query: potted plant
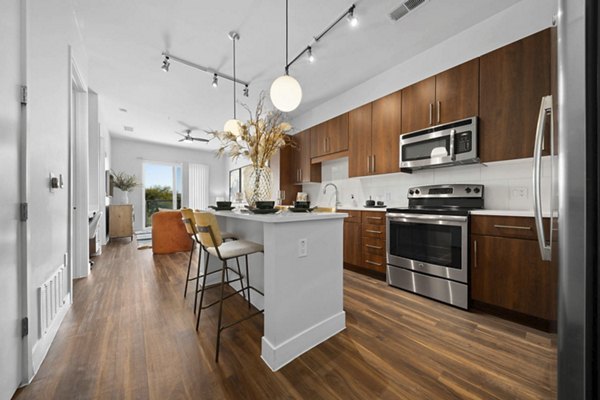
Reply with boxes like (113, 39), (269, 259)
(111, 170), (139, 204)
(208, 93), (294, 206)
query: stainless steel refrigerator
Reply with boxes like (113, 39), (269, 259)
(556, 0), (599, 398)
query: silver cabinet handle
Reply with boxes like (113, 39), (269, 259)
(437, 101), (441, 124)
(372, 155), (376, 173)
(429, 103), (433, 125)
(365, 230), (382, 234)
(533, 95), (553, 261)
(299, 168), (303, 182)
(493, 224), (532, 230)
(474, 240), (478, 269)
(365, 244), (383, 250)
(365, 260), (382, 266)
(367, 216), (383, 221)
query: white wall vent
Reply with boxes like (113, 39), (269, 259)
(39, 264), (68, 338)
(390, 0), (429, 21)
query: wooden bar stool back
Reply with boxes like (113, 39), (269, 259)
(193, 211), (264, 362)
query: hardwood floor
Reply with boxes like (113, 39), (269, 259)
(14, 239), (557, 399)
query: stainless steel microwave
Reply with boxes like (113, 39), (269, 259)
(399, 116), (478, 171)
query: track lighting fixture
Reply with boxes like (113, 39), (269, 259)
(243, 85), (249, 97)
(271, 3), (358, 112)
(347, 6), (358, 27)
(160, 52), (249, 90)
(161, 56), (170, 72)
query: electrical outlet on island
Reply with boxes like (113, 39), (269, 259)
(298, 238), (308, 257)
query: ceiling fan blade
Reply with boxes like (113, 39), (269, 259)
(178, 138), (186, 142)
(175, 132), (186, 137)
(192, 137), (209, 142)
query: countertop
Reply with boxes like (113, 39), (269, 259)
(213, 209), (347, 223)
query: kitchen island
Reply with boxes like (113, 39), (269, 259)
(206, 210), (347, 371)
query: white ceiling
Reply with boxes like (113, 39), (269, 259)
(73, 0), (521, 149)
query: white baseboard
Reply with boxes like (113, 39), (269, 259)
(261, 311), (346, 371)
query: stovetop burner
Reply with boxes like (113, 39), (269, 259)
(387, 184), (484, 215)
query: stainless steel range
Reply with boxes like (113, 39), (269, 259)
(386, 184), (484, 309)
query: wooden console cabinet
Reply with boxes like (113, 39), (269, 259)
(109, 204), (134, 240)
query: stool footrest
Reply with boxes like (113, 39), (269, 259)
(219, 309), (264, 332)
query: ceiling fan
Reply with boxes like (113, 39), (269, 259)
(175, 129), (209, 143)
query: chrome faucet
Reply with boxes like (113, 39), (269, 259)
(323, 183), (341, 208)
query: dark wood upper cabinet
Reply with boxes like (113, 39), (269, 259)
(401, 76), (435, 133)
(310, 113), (349, 159)
(348, 103), (372, 178)
(435, 59), (479, 124)
(372, 91), (401, 175)
(479, 28), (551, 162)
(293, 130), (321, 184)
(279, 136), (299, 205)
(401, 60), (479, 134)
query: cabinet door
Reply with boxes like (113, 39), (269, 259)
(435, 59), (479, 125)
(343, 222), (362, 266)
(310, 122), (327, 158)
(348, 103), (372, 177)
(401, 76), (435, 133)
(479, 29), (551, 162)
(471, 234), (557, 321)
(326, 113), (349, 154)
(295, 130), (321, 183)
(372, 91), (401, 175)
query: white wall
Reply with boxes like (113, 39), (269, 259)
(111, 137), (228, 231)
(26, 0), (89, 378)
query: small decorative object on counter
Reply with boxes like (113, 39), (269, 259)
(365, 196), (375, 207)
(111, 170), (139, 204)
(208, 93), (294, 207)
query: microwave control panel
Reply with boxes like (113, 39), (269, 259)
(455, 131), (472, 154)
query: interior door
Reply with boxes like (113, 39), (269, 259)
(0, 0), (24, 397)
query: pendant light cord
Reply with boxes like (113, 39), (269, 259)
(233, 35), (237, 119)
(285, 0), (289, 75)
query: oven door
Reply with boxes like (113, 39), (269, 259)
(386, 213), (468, 283)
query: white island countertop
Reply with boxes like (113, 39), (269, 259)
(212, 209), (347, 223)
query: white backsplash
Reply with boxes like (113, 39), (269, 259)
(303, 156), (555, 211)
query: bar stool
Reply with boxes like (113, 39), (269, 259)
(180, 208), (240, 313)
(193, 211), (264, 362)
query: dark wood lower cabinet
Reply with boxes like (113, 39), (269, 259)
(343, 221), (362, 267)
(470, 215), (557, 332)
(341, 210), (387, 278)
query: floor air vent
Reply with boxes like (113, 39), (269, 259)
(390, 0), (428, 21)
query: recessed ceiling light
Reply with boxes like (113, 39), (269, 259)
(124, 126), (134, 132)
(119, 108), (128, 113)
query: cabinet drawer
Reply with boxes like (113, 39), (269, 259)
(339, 210), (361, 223)
(361, 211), (386, 225)
(363, 237), (385, 256)
(471, 215), (551, 240)
(362, 254), (386, 273)
(362, 224), (386, 239)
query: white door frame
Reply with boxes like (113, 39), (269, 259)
(68, 49), (89, 284)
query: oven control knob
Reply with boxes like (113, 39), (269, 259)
(465, 187), (472, 193)
(474, 187), (481, 194)
(414, 189), (420, 195)
(409, 189), (414, 195)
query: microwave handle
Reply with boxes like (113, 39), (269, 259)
(449, 129), (456, 161)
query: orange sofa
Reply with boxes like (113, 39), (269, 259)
(151, 210), (193, 254)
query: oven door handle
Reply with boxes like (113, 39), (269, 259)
(387, 213), (468, 223)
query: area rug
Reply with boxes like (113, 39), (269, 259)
(135, 231), (152, 250)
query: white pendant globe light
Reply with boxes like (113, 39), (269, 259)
(224, 31), (242, 135)
(270, 0), (302, 112)
(270, 74), (302, 112)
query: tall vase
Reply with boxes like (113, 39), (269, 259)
(113, 189), (129, 204)
(243, 166), (273, 207)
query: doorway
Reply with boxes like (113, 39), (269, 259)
(142, 162), (182, 228)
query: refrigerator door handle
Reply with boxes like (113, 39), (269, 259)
(533, 95), (553, 261)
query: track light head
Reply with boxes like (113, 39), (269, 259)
(308, 47), (315, 63)
(161, 56), (170, 72)
(212, 73), (218, 88)
(243, 85), (249, 97)
(347, 7), (358, 27)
